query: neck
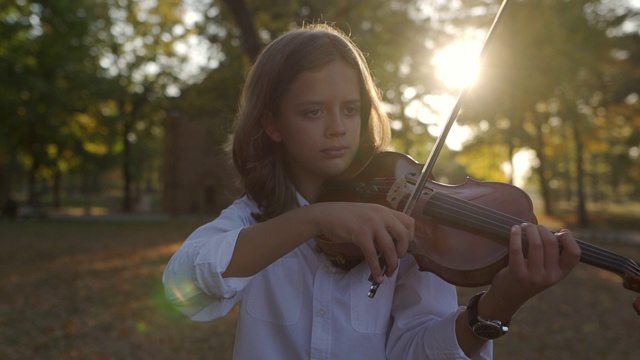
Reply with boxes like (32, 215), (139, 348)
(289, 172), (325, 203)
(296, 182), (323, 203)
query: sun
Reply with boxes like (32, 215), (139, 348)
(432, 41), (482, 90)
(405, 93), (472, 151)
(402, 39), (485, 151)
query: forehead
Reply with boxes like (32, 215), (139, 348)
(283, 60), (361, 104)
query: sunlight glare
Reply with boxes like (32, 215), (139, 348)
(432, 41), (482, 90)
(505, 149), (536, 187)
(408, 94), (472, 151)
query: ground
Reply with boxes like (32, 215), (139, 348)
(0, 217), (638, 359)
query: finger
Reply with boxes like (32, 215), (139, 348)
(523, 223), (544, 272)
(350, 227), (384, 283)
(386, 212), (414, 258)
(539, 225), (561, 272)
(375, 230), (399, 277)
(555, 229), (581, 272)
(508, 224), (526, 271)
(361, 244), (384, 284)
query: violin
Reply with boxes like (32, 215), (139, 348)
(316, 151), (640, 313)
(316, 0), (640, 313)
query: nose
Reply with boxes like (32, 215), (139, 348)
(325, 109), (346, 137)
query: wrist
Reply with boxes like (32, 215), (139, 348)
(302, 203), (326, 238)
(477, 289), (521, 324)
(467, 291), (511, 340)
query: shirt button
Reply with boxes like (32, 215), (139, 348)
(316, 309), (326, 317)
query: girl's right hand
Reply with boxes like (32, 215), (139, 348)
(309, 202), (415, 283)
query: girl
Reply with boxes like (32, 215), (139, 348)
(163, 23), (581, 359)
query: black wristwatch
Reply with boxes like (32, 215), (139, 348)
(467, 291), (510, 340)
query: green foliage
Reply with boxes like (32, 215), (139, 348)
(0, 0), (200, 210)
(1, 0), (639, 217)
(453, 0), (640, 215)
(0, 0), (115, 200)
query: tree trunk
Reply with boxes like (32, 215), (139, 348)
(221, 0), (261, 61)
(52, 167), (61, 208)
(0, 155), (10, 215)
(122, 121), (133, 212)
(27, 154), (39, 203)
(507, 138), (515, 185)
(120, 98), (134, 213)
(534, 113), (553, 215)
(571, 115), (589, 228)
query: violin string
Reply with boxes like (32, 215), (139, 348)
(573, 240), (640, 276)
(364, 179), (640, 276)
(420, 191), (640, 276)
(370, 179), (640, 274)
(426, 191), (640, 276)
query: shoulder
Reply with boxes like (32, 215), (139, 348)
(216, 195), (260, 226)
(224, 195), (259, 215)
(190, 196), (259, 238)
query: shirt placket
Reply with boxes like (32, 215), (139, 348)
(309, 261), (335, 360)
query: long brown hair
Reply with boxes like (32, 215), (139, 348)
(229, 23), (391, 221)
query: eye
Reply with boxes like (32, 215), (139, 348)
(305, 108), (323, 118)
(344, 104), (360, 116)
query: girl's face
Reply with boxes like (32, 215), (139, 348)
(264, 60), (362, 199)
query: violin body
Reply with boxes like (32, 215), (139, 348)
(318, 151), (640, 295)
(318, 151), (536, 286)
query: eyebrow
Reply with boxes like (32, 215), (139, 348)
(295, 98), (361, 107)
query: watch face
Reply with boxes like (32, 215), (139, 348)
(473, 323), (504, 340)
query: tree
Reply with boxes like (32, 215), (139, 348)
(454, 0), (638, 227)
(188, 0), (464, 159)
(90, 0), (198, 212)
(0, 0), (111, 210)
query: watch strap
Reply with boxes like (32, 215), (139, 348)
(467, 291), (510, 340)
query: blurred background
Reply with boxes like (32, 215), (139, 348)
(1, 0), (640, 359)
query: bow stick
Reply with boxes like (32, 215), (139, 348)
(368, 0), (513, 298)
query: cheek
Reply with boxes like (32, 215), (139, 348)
(280, 123), (319, 150)
(350, 118), (363, 139)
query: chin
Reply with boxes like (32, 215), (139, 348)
(319, 160), (350, 178)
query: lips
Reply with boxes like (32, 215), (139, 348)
(321, 145), (349, 158)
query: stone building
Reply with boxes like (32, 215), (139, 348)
(163, 109), (239, 216)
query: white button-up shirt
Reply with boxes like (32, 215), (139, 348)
(163, 195), (492, 360)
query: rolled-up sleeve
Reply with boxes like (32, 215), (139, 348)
(163, 197), (257, 321)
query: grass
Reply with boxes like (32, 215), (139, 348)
(0, 218), (236, 360)
(1, 217), (639, 359)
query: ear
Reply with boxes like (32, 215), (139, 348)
(261, 112), (283, 142)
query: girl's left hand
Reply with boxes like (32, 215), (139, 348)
(484, 223), (582, 317)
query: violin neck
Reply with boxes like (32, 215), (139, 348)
(421, 190), (640, 282)
(576, 239), (637, 278)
